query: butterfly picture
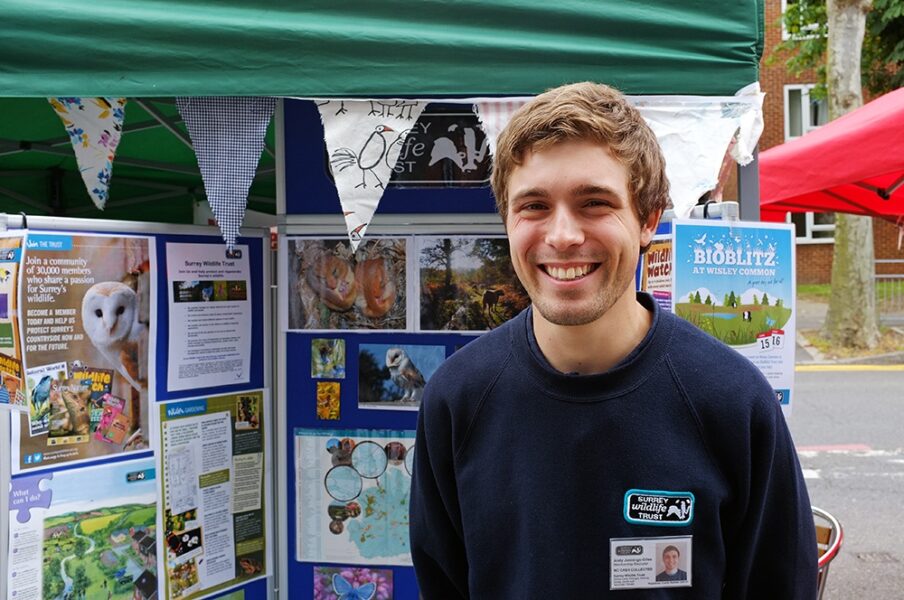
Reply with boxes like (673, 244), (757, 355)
(332, 573), (376, 600)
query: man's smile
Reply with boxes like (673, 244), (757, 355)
(540, 263), (599, 281)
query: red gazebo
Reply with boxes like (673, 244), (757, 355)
(760, 88), (904, 224)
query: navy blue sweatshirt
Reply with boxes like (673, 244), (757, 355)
(410, 294), (817, 599)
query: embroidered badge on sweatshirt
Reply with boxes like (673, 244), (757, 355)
(624, 489), (695, 526)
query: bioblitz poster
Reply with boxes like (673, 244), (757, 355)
(13, 232), (155, 472)
(672, 220), (795, 413)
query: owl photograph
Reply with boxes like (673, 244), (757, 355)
(357, 343), (445, 410)
(16, 233), (152, 471)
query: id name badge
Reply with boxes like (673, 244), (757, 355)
(609, 535), (692, 590)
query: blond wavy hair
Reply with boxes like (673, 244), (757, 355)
(491, 82), (670, 228)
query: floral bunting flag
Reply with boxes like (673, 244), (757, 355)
(48, 97), (126, 210)
(176, 96), (277, 248)
(316, 100), (427, 250)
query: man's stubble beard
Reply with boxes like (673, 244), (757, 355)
(529, 259), (634, 327)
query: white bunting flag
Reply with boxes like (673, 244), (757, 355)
(177, 96), (276, 248)
(317, 99), (427, 250)
(49, 97), (126, 210)
(474, 99), (528, 156)
(631, 93), (762, 217)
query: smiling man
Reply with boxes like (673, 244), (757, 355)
(409, 82), (817, 599)
(657, 545), (688, 582)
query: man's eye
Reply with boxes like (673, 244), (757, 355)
(586, 199), (610, 207)
(522, 202), (547, 211)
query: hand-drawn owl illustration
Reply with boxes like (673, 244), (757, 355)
(330, 124), (396, 189)
(385, 347), (426, 402)
(81, 281), (146, 391)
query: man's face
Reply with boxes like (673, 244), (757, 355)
(505, 139), (659, 327)
(663, 549), (679, 572)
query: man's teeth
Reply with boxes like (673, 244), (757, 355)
(546, 265), (591, 280)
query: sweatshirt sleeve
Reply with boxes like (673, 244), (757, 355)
(409, 391), (469, 599)
(722, 395), (819, 599)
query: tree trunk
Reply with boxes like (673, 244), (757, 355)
(822, 0), (880, 348)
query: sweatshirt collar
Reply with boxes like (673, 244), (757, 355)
(515, 292), (675, 402)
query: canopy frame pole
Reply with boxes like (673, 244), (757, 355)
(135, 98), (195, 151)
(737, 149), (759, 221)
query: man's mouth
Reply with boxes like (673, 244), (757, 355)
(541, 263), (598, 281)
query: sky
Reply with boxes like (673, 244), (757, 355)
(37, 457), (157, 518)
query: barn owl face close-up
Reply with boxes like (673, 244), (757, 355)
(81, 281), (138, 343)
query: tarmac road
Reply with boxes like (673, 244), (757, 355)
(789, 368), (904, 599)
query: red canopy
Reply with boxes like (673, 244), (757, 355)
(760, 88), (904, 224)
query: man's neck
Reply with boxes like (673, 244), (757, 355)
(532, 292), (652, 375)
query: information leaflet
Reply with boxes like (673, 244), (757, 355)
(159, 391), (268, 599)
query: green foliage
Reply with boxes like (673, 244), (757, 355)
(73, 564), (90, 597)
(865, 0), (904, 92)
(693, 290), (702, 303)
(762, 292), (770, 306)
(705, 294), (713, 305)
(769, 0), (903, 96)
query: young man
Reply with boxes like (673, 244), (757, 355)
(409, 82), (817, 598)
(657, 545), (688, 582)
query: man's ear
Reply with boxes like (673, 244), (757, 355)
(640, 208), (664, 247)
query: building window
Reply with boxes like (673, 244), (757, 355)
(787, 211), (836, 243)
(781, 0), (823, 40)
(784, 84), (829, 140)
(783, 84), (833, 241)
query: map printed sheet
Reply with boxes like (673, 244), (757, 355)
(295, 428), (415, 566)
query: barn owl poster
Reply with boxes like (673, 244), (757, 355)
(13, 232), (154, 473)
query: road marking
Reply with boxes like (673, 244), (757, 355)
(797, 443), (873, 453)
(801, 469), (821, 479)
(796, 364), (904, 372)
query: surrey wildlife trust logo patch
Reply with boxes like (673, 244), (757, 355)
(624, 489), (695, 526)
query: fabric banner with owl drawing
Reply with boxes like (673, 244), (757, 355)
(316, 100), (427, 250)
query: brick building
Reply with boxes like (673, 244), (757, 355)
(728, 0), (902, 283)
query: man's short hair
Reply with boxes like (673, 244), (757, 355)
(491, 81), (670, 229)
(663, 545), (680, 557)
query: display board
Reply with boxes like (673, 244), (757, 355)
(2, 217), (272, 600)
(278, 224), (519, 599)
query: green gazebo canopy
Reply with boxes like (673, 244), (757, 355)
(0, 0), (764, 221)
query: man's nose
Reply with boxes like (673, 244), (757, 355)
(544, 207), (584, 249)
